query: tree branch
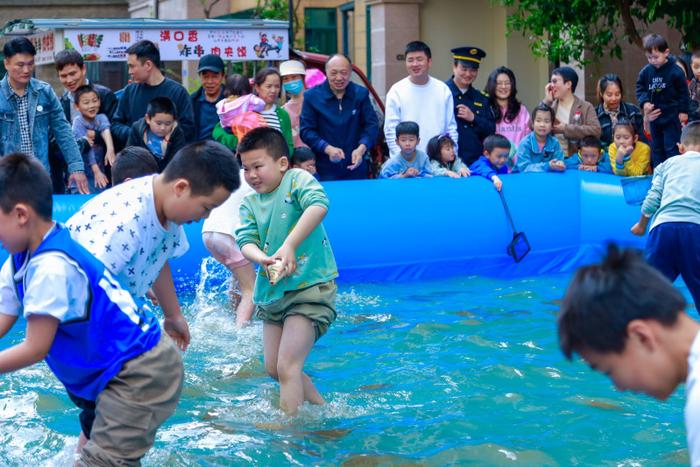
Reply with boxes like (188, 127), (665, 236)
(617, 0), (643, 48)
(202, 0), (223, 19)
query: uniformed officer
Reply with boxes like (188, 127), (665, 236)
(446, 46), (496, 166)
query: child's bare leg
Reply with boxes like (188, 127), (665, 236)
(75, 430), (88, 457)
(231, 263), (256, 327)
(301, 373), (325, 405)
(263, 321), (283, 380)
(277, 315), (319, 414)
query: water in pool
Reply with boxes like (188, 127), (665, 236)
(0, 258), (692, 465)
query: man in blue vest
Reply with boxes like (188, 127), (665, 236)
(446, 46), (496, 166)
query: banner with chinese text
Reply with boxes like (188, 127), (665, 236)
(63, 28), (288, 61)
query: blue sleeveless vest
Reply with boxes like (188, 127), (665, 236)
(12, 224), (161, 401)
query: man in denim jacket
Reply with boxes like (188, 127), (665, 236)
(0, 38), (88, 193)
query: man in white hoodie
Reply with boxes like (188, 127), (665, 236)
(384, 41), (458, 157)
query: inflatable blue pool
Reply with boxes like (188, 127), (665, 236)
(4, 172), (686, 467)
(0, 171), (645, 285)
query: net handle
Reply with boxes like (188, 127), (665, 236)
(498, 190), (517, 234)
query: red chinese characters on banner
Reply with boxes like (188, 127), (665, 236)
(224, 47), (233, 58)
(211, 46), (221, 56)
(188, 30), (198, 42)
(237, 46), (247, 57)
(120, 32), (132, 43)
(42, 34), (54, 51)
(160, 30), (170, 42)
(173, 30), (184, 41)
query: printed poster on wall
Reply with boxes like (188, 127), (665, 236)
(63, 28), (288, 62)
(29, 31), (56, 65)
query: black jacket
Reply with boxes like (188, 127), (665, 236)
(113, 78), (195, 147)
(190, 85), (223, 141)
(636, 56), (691, 126)
(445, 78), (496, 166)
(126, 117), (186, 172)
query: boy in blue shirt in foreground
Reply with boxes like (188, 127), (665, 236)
(380, 121), (433, 178)
(558, 245), (700, 465)
(469, 134), (510, 191)
(631, 121), (700, 309)
(0, 153), (183, 465)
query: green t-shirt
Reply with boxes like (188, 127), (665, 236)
(235, 168), (338, 305)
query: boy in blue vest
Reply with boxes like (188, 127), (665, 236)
(0, 153), (183, 465)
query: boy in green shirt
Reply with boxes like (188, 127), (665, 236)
(235, 127), (338, 415)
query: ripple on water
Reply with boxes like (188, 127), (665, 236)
(0, 269), (692, 465)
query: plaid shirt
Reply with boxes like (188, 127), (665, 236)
(11, 88), (34, 156)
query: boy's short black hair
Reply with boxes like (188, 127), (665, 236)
(579, 135), (602, 150)
(558, 244), (685, 360)
(3, 37), (36, 59)
(291, 146), (316, 165)
(552, 66), (579, 93)
(0, 153), (52, 220)
(681, 121), (700, 146)
(238, 127), (290, 161)
(111, 146), (159, 185)
(146, 97), (176, 119)
(74, 84), (99, 105)
(126, 40), (161, 69)
(531, 103), (555, 125)
(395, 121), (420, 138)
(162, 141), (240, 195)
(54, 49), (84, 71)
(483, 134), (511, 153)
(643, 33), (669, 53)
(405, 41), (431, 59)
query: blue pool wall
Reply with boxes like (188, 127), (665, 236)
(0, 172), (646, 286)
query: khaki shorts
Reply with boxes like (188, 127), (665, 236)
(79, 333), (184, 467)
(256, 280), (337, 340)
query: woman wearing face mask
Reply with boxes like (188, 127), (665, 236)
(280, 60), (308, 148)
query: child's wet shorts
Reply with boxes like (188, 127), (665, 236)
(256, 280), (337, 340)
(202, 231), (250, 269)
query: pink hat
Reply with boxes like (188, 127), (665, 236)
(305, 68), (327, 88)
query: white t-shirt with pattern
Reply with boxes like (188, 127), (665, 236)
(66, 175), (189, 298)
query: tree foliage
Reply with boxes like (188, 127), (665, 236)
(498, 0), (700, 65)
(254, 0), (289, 20)
(253, 0), (303, 46)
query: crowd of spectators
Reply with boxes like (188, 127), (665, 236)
(1, 32), (698, 192)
